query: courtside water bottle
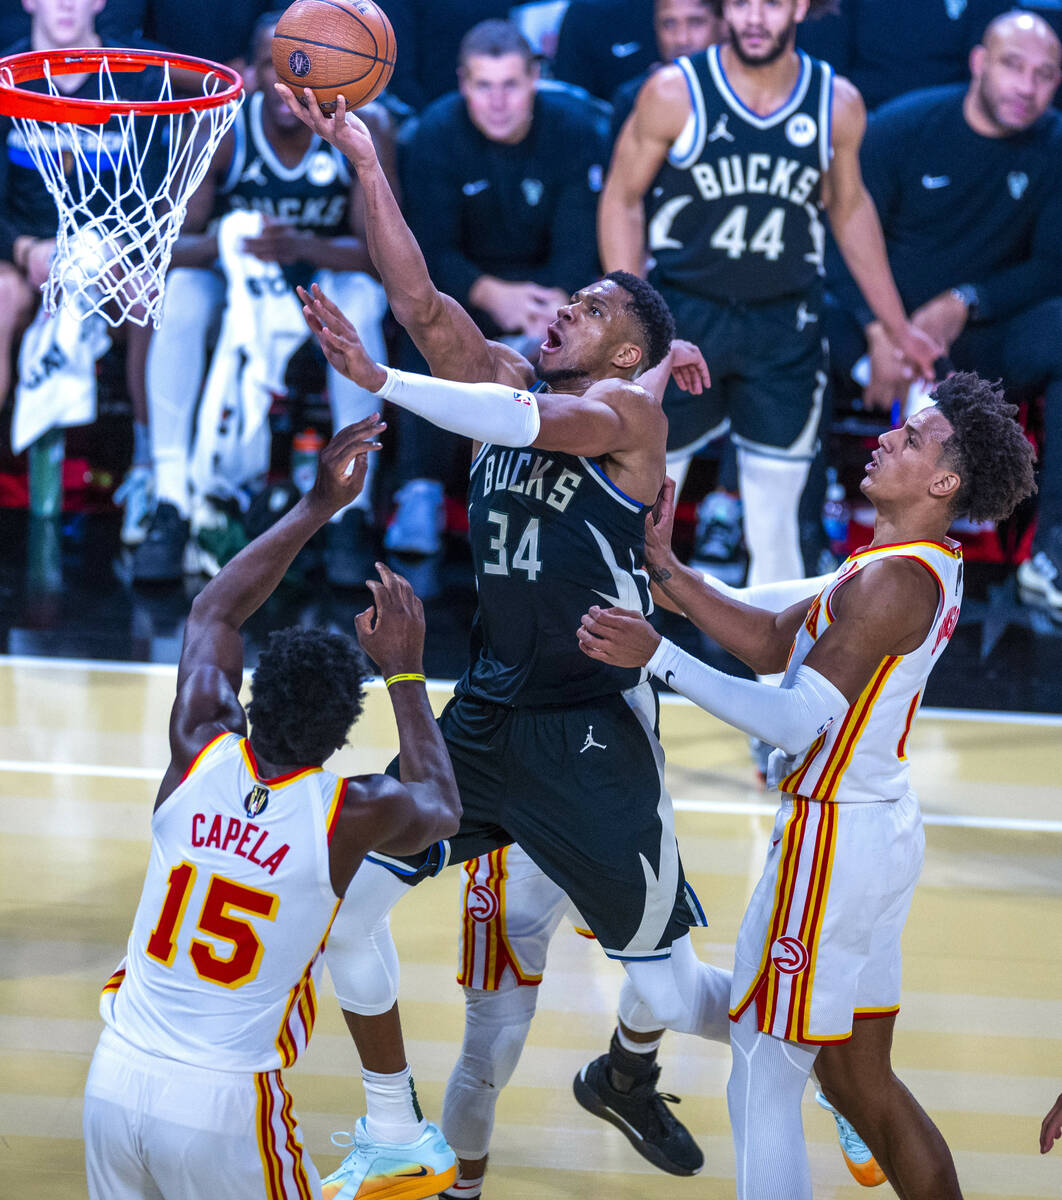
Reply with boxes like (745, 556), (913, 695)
(28, 426), (64, 518)
(822, 467), (850, 559)
(291, 428), (324, 495)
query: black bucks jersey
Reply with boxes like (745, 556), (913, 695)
(216, 91), (351, 237)
(458, 428), (653, 708)
(648, 44), (833, 303)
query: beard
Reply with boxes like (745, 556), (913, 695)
(536, 362), (590, 390)
(973, 76), (1032, 133)
(726, 19), (794, 67)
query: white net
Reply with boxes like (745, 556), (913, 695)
(2, 55), (243, 328)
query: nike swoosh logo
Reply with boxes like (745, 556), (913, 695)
(921, 174), (950, 189)
(392, 1167), (429, 1178)
(771, 838), (781, 848)
(664, 669), (675, 687)
(612, 41), (640, 57)
(462, 180), (489, 196)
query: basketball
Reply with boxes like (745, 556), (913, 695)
(272, 0), (396, 113)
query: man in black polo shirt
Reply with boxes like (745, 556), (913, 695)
(826, 9), (1062, 617)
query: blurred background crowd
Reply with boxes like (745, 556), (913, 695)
(2, 0), (1062, 680)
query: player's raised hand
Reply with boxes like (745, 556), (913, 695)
(669, 339), (710, 394)
(1041, 1093), (1062, 1153)
(311, 415), (386, 513)
(646, 477), (679, 563)
(298, 282), (388, 391)
(576, 606), (661, 668)
(274, 85), (378, 168)
(355, 563), (426, 678)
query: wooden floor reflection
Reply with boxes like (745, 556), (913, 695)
(1, 658), (1060, 1199)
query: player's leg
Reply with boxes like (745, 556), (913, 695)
(727, 1008), (818, 1200)
(440, 845), (570, 1199)
(315, 269), (389, 585)
(815, 1015), (961, 1198)
(134, 268), (226, 580)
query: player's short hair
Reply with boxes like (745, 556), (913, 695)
(603, 270), (676, 372)
(707, 0), (838, 16)
(459, 20), (536, 69)
(247, 627), (371, 767)
(931, 372), (1037, 523)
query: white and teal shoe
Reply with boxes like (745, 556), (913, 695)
(320, 1118), (457, 1200)
(815, 1091), (886, 1187)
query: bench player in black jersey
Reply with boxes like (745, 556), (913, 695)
(275, 83), (737, 1200)
(599, 0), (941, 589)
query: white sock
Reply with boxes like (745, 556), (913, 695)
(737, 448), (811, 587)
(614, 1024), (662, 1055)
(362, 1065), (427, 1144)
(443, 1177), (484, 1199)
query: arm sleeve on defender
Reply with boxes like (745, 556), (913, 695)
(374, 367), (542, 447)
(646, 639), (848, 756)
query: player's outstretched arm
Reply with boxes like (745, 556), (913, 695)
(160, 418), (384, 802)
(1041, 1093), (1062, 1154)
(275, 86), (530, 387)
(328, 564), (461, 897)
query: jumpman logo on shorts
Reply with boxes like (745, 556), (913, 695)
(580, 725), (607, 753)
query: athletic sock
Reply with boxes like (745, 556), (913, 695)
(133, 420), (151, 468)
(362, 1065), (428, 1144)
(441, 1173), (484, 1199)
(606, 1029), (657, 1094)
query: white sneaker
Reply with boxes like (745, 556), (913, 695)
(815, 1091), (886, 1187)
(321, 1117), (457, 1200)
(114, 465), (155, 546)
(1017, 550), (1062, 619)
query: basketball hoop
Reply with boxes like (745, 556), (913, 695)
(0, 48), (244, 327)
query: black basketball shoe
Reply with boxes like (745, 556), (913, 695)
(573, 1054), (704, 1176)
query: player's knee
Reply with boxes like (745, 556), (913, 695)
(156, 269), (223, 339)
(461, 985), (538, 1088)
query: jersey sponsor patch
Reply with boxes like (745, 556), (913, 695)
(785, 113), (817, 148)
(307, 150), (338, 187)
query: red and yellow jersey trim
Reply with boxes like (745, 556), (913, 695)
(459, 848), (543, 990)
(179, 731), (231, 784)
(854, 1004), (900, 1021)
(255, 1071), (314, 1199)
(849, 538), (962, 561)
(806, 655), (901, 802)
(325, 778), (348, 843)
(101, 966), (126, 996)
(786, 800), (838, 1042)
(274, 901), (340, 1068)
(240, 740), (322, 789)
(896, 691), (921, 761)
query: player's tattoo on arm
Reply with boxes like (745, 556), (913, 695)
(648, 564), (673, 583)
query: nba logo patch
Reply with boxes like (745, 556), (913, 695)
(785, 113), (817, 148)
(244, 785), (270, 818)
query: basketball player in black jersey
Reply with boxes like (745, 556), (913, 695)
(276, 83), (741, 1200)
(599, 0), (941, 590)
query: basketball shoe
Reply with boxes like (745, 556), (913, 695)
(114, 464), (155, 547)
(815, 1091), (886, 1187)
(320, 1117), (457, 1200)
(573, 1054), (703, 1176)
(1017, 526), (1062, 621)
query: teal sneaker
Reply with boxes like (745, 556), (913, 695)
(815, 1091), (886, 1187)
(320, 1118), (457, 1200)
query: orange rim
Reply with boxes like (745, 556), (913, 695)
(0, 47), (243, 123)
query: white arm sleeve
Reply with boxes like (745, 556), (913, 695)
(701, 572), (834, 614)
(646, 638), (848, 756)
(375, 367), (541, 447)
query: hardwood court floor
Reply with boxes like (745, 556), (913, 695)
(1, 657), (1060, 1199)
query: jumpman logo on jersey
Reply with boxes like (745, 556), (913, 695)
(708, 114), (735, 143)
(580, 725), (607, 753)
(795, 302), (818, 332)
(240, 156), (268, 187)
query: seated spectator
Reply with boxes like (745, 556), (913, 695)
(131, 11), (395, 587)
(1, 0), (157, 541)
(797, 0), (1032, 111)
(824, 10), (1062, 616)
(388, 18), (609, 575)
(0, 0), (144, 50)
(610, 0), (724, 139)
(551, 0), (656, 102)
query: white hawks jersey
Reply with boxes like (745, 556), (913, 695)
(767, 539), (963, 803)
(101, 732), (347, 1072)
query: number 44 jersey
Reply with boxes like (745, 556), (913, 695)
(648, 44), (834, 303)
(459, 434), (653, 708)
(100, 733), (345, 1072)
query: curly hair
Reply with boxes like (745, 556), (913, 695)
(708, 0), (839, 16)
(603, 271), (676, 372)
(931, 372), (1037, 523)
(247, 627), (371, 767)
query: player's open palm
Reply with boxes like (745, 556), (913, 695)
(298, 282), (387, 391)
(312, 415), (385, 511)
(355, 564), (426, 678)
(274, 85), (377, 168)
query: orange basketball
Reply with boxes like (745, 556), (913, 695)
(272, 0), (396, 113)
